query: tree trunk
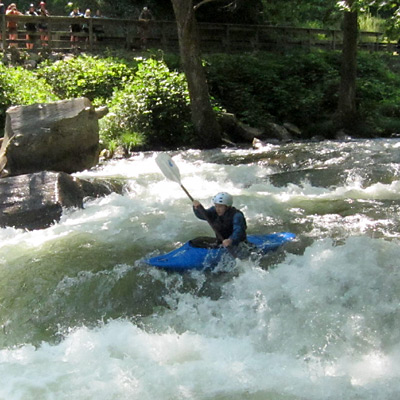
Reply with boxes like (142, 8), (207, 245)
(171, 0), (222, 148)
(336, 3), (358, 131)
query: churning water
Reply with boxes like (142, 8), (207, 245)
(1, 139), (400, 399)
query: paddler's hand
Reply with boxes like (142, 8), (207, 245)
(193, 200), (201, 209)
(222, 238), (233, 247)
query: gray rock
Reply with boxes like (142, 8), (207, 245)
(0, 171), (124, 230)
(0, 98), (104, 177)
(263, 122), (292, 142)
(283, 122), (302, 137)
(218, 112), (264, 142)
(0, 171), (83, 230)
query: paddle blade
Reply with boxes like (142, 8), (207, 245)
(155, 153), (181, 184)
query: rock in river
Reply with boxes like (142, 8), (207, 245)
(0, 171), (122, 230)
(0, 98), (105, 177)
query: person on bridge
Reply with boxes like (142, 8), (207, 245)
(138, 6), (154, 49)
(93, 9), (105, 42)
(6, 3), (22, 48)
(37, 1), (49, 46)
(69, 6), (82, 47)
(82, 8), (91, 43)
(25, 4), (38, 49)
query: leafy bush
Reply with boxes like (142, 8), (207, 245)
(36, 55), (137, 105)
(206, 50), (400, 137)
(2, 49), (400, 144)
(100, 58), (193, 150)
(205, 50), (340, 132)
(351, 52), (400, 135)
(0, 65), (59, 134)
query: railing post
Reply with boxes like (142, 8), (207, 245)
(160, 21), (167, 51)
(225, 24), (230, 53)
(1, 14), (5, 50)
(89, 17), (93, 51)
(47, 22), (52, 50)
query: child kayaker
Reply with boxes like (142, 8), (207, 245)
(192, 192), (247, 248)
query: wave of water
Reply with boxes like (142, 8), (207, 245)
(1, 140), (400, 399)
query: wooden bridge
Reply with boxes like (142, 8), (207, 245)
(0, 14), (394, 54)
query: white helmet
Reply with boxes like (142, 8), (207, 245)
(212, 192), (233, 207)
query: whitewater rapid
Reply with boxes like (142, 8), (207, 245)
(1, 140), (400, 399)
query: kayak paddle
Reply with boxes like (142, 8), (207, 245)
(155, 153), (195, 202)
(155, 153), (227, 245)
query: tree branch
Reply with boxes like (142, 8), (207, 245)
(194, 0), (233, 12)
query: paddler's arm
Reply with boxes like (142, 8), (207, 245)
(228, 212), (247, 246)
(192, 200), (213, 221)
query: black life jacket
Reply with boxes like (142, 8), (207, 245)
(212, 206), (246, 241)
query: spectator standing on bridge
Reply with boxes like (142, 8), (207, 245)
(69, 7), (82, 47)
(6, 3), (22, 48)
(82, 9), (92, 46)
(0, 3), (5, 49)
(25, 4), (38, 49)
(82, 9), (91, 34)
(37, 1), (49, 46)
(93, 9), (105, 42)
(138, 6), (153, 49)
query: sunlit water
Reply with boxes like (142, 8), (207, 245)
(1, 139), (400, 399)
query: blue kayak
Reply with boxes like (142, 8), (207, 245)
(145, 232), (296, 271)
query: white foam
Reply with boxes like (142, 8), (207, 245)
(1, 143), (400, 399)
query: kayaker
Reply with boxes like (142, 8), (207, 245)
(192, 192), (247, 248)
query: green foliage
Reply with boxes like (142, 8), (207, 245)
(356, 52), (400, 132)
(205, 50), (340, 133)
(1, 47), (400, 145)
(261, 0), (341, 27)
(358, 12), (386, 33)
(0, 64), (59, 134)
(36, 55), (137, 105)
(100, 58), (193, 150)
(206, 49), (400, 137)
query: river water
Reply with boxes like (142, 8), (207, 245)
(1, 139), (400, 399)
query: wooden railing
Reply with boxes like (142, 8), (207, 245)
(0, 14), (393, 53)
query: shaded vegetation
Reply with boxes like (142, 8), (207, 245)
(205, 50), (400, 138)
(1, 50), (400, 149)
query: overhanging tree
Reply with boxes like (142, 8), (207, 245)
(170, 0), (263, 148)
(336, 0), (358, 131)
(335, 0), (400, 132)
(171, 0), (222, 148)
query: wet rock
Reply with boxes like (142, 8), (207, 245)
(0, 98), (107, 177)
(0, 171), (123, 230)
(0, 171), (83, 230)
(263, 122), (292, 142)
(218, 112), (264, 142)
(335, 129), (353, 141)
(283, 122), (302, 138)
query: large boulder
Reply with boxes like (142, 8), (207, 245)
(0, 171), (124, 230)
(0, 98), (107, 177)
(263, 122), (292, 142)
(219, 112), (264, 142)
